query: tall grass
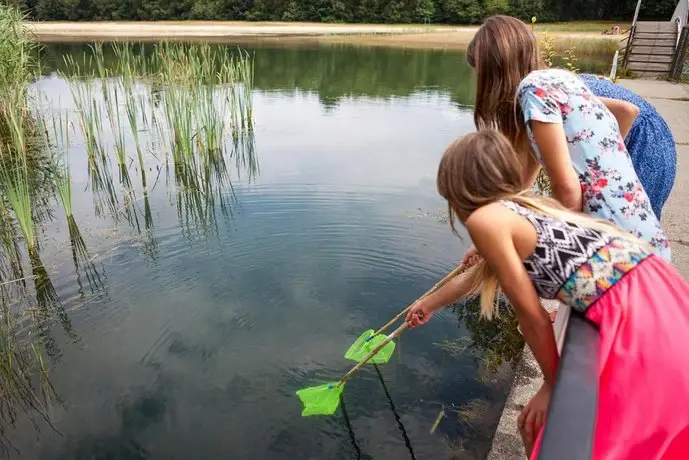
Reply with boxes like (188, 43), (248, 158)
(0, 6), (37, 98)
(0, 144), (37, 258)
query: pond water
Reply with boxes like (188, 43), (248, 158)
(0, 42), (577, 459)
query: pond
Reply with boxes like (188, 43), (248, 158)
(0, 42), (572, 459)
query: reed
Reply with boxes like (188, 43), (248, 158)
(0, 145), (36, 258)
(52, 114), (74, 217)
(62, 56), (104, 161)
(0, 6), (37, 99)
(115, 44), (147, 188)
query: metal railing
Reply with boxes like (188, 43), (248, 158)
(670, 25), (689, 81)
(537, 311), (600, 460)
(621, 25), (635, 68)
(678, 18), (683, 48)
(609, 50), (620, 80)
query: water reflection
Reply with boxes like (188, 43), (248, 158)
(0, 42), (532, 459)
(40, 42), (611, 112)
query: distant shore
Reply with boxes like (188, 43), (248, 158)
(28, 21), (622, 53)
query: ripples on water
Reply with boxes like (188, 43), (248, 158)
(3, 44), (527, 459)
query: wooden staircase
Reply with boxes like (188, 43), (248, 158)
(624, 21), (679, 77)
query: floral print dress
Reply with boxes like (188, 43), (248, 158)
(518, 68), (670, 261)
(580, 73), (676, 220)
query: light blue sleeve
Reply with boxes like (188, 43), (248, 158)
(518, 85), (563, 125)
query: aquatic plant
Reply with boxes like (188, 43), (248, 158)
(0, 6), (37, 99)
(62, 56), (105, 161)
(0, 145), (36, 258)
(51, 114), (73, 217)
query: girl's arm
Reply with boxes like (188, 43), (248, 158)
(530, 121), (583, 212)
(467, 206), (559, 385)
(406, 266), (480, 326)
(599, 97), (639, 139)
(522, 149), (542, 189)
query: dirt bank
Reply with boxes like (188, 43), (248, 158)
(28, 21), (622, 51)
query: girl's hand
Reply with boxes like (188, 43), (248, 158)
(405, 301), (433, 328)
(518, 383), (552, 448)
(461, 245), (482, 268)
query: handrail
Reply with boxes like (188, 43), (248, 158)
(678, 18), (682, 49)
(632, 0), (643, 26)
(610, 50), (620, 80)
(670, 25), (689, 81)
(538, 311), (599, 460)
(622, 24), (636, 67)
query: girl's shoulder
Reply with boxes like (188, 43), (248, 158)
(518, 68), (584, 95)
(465, 202), (520, 235)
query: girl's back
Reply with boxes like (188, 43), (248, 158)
(517, 68), (669, 260)
(579, 73), (676, 220)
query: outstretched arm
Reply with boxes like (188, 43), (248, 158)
(599, 97), (639, 139)
(406, 265), (481, 326)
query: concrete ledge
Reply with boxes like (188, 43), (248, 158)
(487, 300), (564, 460)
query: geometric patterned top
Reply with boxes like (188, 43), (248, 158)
(500, 200), (650, 311)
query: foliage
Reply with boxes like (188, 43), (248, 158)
(540, 32), (557, 67)
(0, 5), (37, 96)
(8, 0), (679, 23)
(562, 44), (579, 72)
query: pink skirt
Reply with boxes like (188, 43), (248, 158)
(532, 255), (689, 459)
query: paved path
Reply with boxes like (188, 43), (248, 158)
(487, 79), (689, 460)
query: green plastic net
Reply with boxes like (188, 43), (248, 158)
(296, 382), (344, 416)
(344, 329), (396, 364)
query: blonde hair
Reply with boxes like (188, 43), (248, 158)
(468, 15), (544, 170)
(438, 131), (650, 319)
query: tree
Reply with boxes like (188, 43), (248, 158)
(13, 0), (682, 23)
(484, 0), (510, 16)
(435, 0), (484, 24)
(415, 0), (435, 22)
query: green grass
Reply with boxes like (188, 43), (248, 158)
(551, 36), (619, 57)
(535, 21), (630, 33)
(0, 127), (37, 257)
(0, 6), (37, 97)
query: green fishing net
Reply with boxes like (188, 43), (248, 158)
(296, 382), (344, 416)
(344, 329), (396, 364)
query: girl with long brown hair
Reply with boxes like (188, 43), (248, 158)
(462, 15), (670, 263)
(407, 130), (689, 459)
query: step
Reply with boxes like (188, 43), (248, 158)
(628, 61), (672, 72)
(628, 54), (674, 64)
(633, 38), (677, 47)
(631, 70), (670, 78)
(635, 21), (677, 33)
(633, 32), (677, 38)
(630, 46), (677, 55)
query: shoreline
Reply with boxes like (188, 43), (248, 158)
(28, 21), (622, 52)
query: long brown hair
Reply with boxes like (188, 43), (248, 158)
(437, 131), (649, 318)
(468, 15), (544, 164)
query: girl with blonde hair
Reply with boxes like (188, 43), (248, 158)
(407, 131), (689, 460)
